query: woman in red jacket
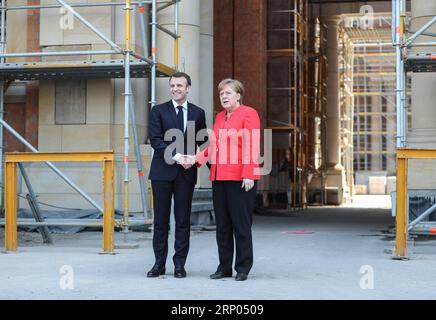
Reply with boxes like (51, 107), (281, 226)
(196, 78), (260, 281)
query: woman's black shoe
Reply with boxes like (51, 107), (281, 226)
(235, 272), (248, 281)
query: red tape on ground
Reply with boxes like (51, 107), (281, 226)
(282, 230), (315, 235)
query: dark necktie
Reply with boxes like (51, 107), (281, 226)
(177, 106), (184, 132)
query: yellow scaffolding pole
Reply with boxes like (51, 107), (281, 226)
(4, 161), (17, 252)
(123, 0), (131, 231)
(174, 37), (179, 68)
(125, 0), (131, 51)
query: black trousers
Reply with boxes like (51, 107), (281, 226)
(212, 180), (257, 274)
(151, 171), (195, 268)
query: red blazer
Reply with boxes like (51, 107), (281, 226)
(196, 105), (261, 181)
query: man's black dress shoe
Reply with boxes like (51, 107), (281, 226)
(174, 267), (187, 278)
(147, 265), (165, 278)
(210, 270), (232, 279)
(235, 272), (248, 281)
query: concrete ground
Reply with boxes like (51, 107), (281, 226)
(1, 195), (436, 300)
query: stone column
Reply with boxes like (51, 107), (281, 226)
(324, 16), (345, 204)
(325, 16), (342, 169)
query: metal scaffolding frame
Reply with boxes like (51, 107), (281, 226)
(306, 17), (327, 205)
(338, 26), (354, 202)
(392, 0), (436, 258)
(352, 41), (411, 175)
(265, 0), (309, 210)
(0, 0), (180, 238)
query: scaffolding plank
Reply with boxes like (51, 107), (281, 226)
(406, 53), (436, 72)
(0, 60), (174, 81)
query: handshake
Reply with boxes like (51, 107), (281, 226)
(175, 154), (196, 169)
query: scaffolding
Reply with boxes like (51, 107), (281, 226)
(392, 0), (436, 258)
(264, 0), (309, 210)
(0, 0), (181, 242)
(338, 12), (413, 200)
(338, 25), (354, 202)
(306, 17), (327, 205)
(345, 12), (410, 178)
(353, 43), (398, 174)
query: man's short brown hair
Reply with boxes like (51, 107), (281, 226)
(170, 72), (191, 86)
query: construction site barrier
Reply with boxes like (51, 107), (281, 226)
(395, 148), (436, 259)
(3, 151), (115, 254)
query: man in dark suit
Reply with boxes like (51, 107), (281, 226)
(147, 72), (207, 278)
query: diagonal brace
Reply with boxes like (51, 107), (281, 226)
(405, 16), (436, 47)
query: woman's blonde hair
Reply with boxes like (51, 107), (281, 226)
(218, 78), (245, 103)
